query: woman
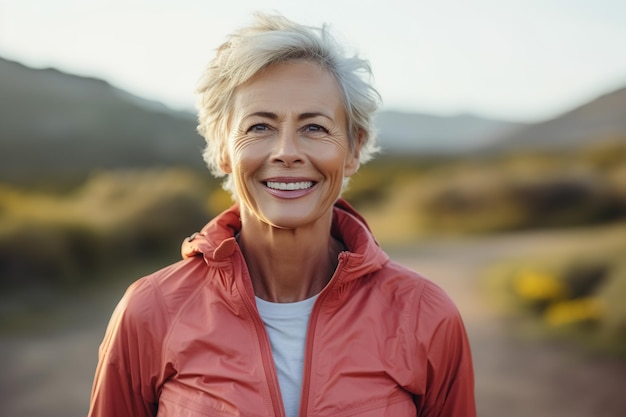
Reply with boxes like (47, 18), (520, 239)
(88, 13), (476, 417)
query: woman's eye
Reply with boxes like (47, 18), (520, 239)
(248, 124), (270, 133)
(304, 124), (328, 133)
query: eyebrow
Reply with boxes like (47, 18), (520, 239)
(244, 111), (333, 121)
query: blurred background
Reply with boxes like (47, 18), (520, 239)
(1, 1), (626, 416)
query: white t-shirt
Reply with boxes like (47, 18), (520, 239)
(255, 295), (318, 417)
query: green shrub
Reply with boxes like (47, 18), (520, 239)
(352, 148), (626, 240)
(0, 169), (213, 290)
(482, 249), (626, 355)
(0, 219), (103, 288)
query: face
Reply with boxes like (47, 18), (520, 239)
(223, 61), (361, 230)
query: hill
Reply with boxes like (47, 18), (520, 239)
(374, 111), (526, 155)
(2, 56), (624, 183)
(485, 86), (626, 151)
(0, 57), (205, 182)
(0, 57), (532, 181)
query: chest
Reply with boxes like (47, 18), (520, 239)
(156, 293), (419, 416)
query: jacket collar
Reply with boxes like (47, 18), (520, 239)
(181, 199), (388, 281)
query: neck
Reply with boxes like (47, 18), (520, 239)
(238, 209), (343, 303)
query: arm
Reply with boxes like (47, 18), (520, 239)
(414, 281), (476, 417)
(88, 277), (169, 417)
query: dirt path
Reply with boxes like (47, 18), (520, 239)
(2, 230), (626, 416)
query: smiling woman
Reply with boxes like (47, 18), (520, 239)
(227, 61), (359, 237)
(88, 13), (476, 417)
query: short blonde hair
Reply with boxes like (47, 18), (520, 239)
(195, 13), (380, 193)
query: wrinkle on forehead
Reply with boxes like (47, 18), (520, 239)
(231, 61), (346, 128)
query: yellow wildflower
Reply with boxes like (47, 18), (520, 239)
(545, 297), (605, 327)
(513, 269), (567, 301)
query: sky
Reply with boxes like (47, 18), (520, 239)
(1, 0), (626, 122)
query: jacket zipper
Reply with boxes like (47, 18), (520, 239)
(255, 314), (286, 417)
(298, 257), (347, 417)
(235, 253), (286, 417)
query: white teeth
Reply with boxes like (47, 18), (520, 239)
(266, 181), (313, 191)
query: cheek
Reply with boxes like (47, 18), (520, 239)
(315, 142), (351, 175)
(230, 138), (265, 171)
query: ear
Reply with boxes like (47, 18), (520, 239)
(344, 130), (364, 177)
(218, 147), (232, 174)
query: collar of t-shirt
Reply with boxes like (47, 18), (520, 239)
(255, 294), (318, 417)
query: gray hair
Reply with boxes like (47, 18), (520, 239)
(195, 13), (381, 194)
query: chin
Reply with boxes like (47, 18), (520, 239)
(262, 213), (318, 230)
(259, 203), (332, 230)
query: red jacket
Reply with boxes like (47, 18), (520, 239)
(88, 200), (475, 417)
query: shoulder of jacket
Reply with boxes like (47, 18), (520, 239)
(122, 256), (215, 324)
(368, 260), (427, 293)
(369, 261), (461, 320)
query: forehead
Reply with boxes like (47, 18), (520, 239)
(233, 61), (345, 116)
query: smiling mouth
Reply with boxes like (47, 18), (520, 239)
(265, 181), (315, 191)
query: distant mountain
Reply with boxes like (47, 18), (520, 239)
(374, 111), (526, 155)
(0, 57), (205, 181)
(0, 56), (525, 182)
(2, 56), (623, 183)
(484, 86), (626, 151)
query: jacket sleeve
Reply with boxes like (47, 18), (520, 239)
(88, 277), (170, 417)
(413, 281), (476, 417)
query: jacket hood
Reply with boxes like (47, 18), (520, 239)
(181, 199), (388, 282)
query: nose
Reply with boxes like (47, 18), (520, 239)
(271, 128), (304, 166)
